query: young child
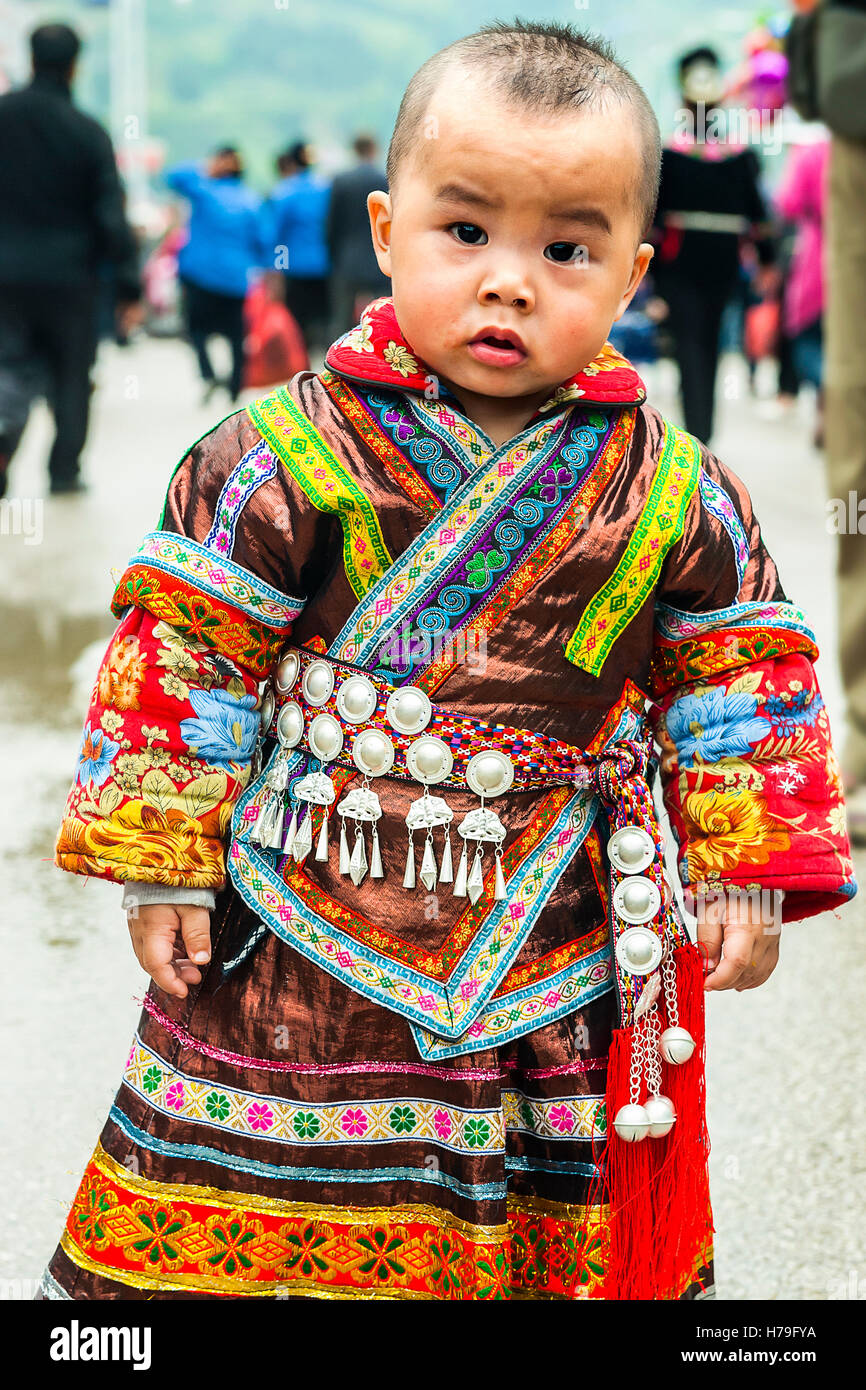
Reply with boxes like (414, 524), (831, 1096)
(39, 20), (855, 1302)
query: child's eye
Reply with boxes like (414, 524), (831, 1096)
(449, 222), (488, 245)
(544, 241), (585, 264)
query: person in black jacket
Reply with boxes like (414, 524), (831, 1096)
(652, 47), (778, 444)
(325, 134), (391, 339)
(0, 24), (142, 497)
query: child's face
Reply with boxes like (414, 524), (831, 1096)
(368, 70), (654, 406)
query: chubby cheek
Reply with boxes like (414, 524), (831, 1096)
(392, 259), (468, 358)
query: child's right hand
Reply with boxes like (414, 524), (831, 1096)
(125, 904), (212, 999)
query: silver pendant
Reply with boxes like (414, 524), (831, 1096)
(293, 770), (336, 807)
(314, 811), (330, 862)
(439, 830), (453, 884)
(282, 807), (298, 855)
(419, 836), (438, 891)
(349, 826), (369, 886)
(370, 825), (384, 879)
(493, 851), (507, 901)
(453, 840), (469, 898)
(336, 785), (383, 885)
(403, 834), (416, 889)
(466, 847), (485, 905)
(290, 808), (313, 862)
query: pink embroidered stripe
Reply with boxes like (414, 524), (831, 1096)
(139, 995), (501, 1080)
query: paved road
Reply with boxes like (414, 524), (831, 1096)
(1, 337), (863, 1300)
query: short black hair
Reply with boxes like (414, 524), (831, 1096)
(386, 18), (661, 239)
(30, 23), (81, 73)
(287, 141), (311, 168)
(353, 133), (378, 160)
(678, 46), (720, 80)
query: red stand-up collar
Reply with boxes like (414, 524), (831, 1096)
(324, 296), (646, 411)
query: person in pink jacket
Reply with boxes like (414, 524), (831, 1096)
(774, 134), (830, 438)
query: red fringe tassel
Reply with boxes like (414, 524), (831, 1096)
(584, 944), (714, 1299)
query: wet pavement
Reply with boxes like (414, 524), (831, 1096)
(1, 337), (863, 1299)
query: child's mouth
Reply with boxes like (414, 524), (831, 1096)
(467, 332), (528, 368)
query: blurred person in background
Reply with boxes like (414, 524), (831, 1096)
(651, 46), (778, 444)
(0, 22), (142, 497)
(774, 127), (829, 444)
(165, 146), (263, 405)
(262, 141), (331, 356)
(326, 133), (391, 339)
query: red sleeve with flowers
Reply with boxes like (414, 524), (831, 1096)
(646, 434), (856, 923)
(54, 410), (334, 889)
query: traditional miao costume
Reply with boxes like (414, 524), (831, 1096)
(39, 297), (856, 1301)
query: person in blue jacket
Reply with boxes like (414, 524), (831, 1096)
(165, 147), (263, 404)
(262, 142), (331, 355)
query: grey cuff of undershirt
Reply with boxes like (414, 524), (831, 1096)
(121, 882), (217, 912)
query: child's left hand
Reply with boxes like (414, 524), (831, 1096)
(697, 891), (781, 992)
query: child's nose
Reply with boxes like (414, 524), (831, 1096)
(477, 266), (534, 311)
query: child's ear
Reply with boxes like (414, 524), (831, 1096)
(613, 242), (654, 323)
(367, 191), (393, 278)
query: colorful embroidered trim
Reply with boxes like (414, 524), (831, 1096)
(247, 386), (392, 600)
(109, 1108), (505, 1199)
(330, 410), (608, 675)
(123, 1037), (606, 1150)
(698, 469), (749, 589)
(411, 944), (613, 1060)
(61, 1144), (617, 1299)
(651, 598), (820, 696)
(111, 533), (303, 676)
(416, 410), (636, 694)
(116, 532), (302, 626)
(320, 373), (441, 519)
(203, 439), (279, 558)
(564, 419), (702, 676)
(655, 598), (815, 641)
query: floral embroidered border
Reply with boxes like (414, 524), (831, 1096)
(61, 1144), (616, 1299)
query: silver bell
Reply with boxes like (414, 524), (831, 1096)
(613, 1103), (651, 1143)
(658, 1026), (695, 1066)
(644, 1094), (677, 1138)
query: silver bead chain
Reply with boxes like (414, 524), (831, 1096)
(629, 1014), (645, 1106)
(645, 1006), (663, 1100)
(662, 946), (679, 1029)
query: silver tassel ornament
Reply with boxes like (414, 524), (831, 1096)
(370, 825), (384, 879)
(282, 805), (298, 855)
(419, 835), (438, 891)
(403, 833), (416, 889)
(439, 829), (453, 883)
(466, 846), (485, 905)
(315, 810), (329, 862)
(291, 807), (313, 862)
(453, 840), (469, 898)
(494, 850), (507, 901)
(349, 825), (369, 886)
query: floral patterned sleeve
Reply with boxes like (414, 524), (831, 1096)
(646, 438), (857, 924)
(54, 408), (335, 889)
